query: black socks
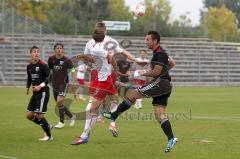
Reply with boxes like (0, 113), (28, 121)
(111, 100), (132, 120)
(160, 119), (174, 140)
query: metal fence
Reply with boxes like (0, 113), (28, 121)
(0, 4), (56, 35)
(1, 34), (240, 86)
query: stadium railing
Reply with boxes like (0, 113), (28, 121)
(0, 34), (240, 86)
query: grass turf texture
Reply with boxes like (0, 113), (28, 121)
(0, 87), (239, 159)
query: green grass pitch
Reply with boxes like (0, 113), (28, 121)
(0, 87), (240, 159)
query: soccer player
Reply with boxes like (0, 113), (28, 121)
(71, 22), (140, 145)
(26, 46), (53, 141)
(132, 49), (149, 109)
(117, 54), (132, 97)
(48, 43), (76, 129)
(102, 31), (178, 153)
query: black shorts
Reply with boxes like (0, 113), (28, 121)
(152, 92), (171, 107)
(27, 88), (50, 114)
(53, 83), (69, 101)
(138, 78), (172, 107)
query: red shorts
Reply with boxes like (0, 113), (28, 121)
(89, 70), (98, 95)
(89, 70), (117, 100)
(132, 78), (145, 86)
(77, 79), (85, 86)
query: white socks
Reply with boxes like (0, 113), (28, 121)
(110, 100), (118, 113)
(109, 100), (118, 127)
(135, 99), (142, 109)
(80, 100), (97, 139)
(80, 98), (118, 139)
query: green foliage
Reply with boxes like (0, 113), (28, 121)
(69, 0), (110, 34)
(6, 0), (51, 23)
(170, 18), (200, 38)
(128, 0), (172, 36)
(107, 0), (131, 21)
(203, 5), (238, 41)
(45, 1), (76, 34)
(204, 0), (240, 28)
(1, 0), (204, 37)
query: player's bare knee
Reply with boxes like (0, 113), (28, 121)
(56, 101), (63, 107)
(155, 112), (167, 123)
(26, 112), (34, 120)
(56, 96), (64, 105)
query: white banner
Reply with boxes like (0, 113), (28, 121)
(103, 21), (131, 31)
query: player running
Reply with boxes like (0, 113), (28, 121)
(48, 43), (77, 129)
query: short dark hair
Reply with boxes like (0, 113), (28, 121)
(95, 22), (106, 32)
(147, 31), (160, 43)
(54, 43), (64, 50)
(92, 28), (105, 42)
(30, 46), (39, 53)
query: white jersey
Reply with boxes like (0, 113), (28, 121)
(84, 35), (123, 81)
(76, 64), (86, 79)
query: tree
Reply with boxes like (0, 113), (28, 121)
(204, 0), (240, 28)
(70, 0), (110, 34)
(108, 0), (131, 21)
(128, 0), (172, 36)
(28, 0), (51, 23)
(45, 0), (111, 34)
(45, 1), (76, 34)
(174, 13), (192, 37)
(6, 0), (51, 23)
(143, 0), (171, 30)
(203, 5), (238, 41)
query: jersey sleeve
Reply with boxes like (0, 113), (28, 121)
(42, 64), (50, 85)
(26, 65), (32, 88)
(48, 57), (53, 69)
(111, 38), (123, 53)
(61, 57), (74, 70)
(84, 41), (91, 55)
(68, 59), (74, 69)
(102, 50), (110, 58)
(153, 53), (168, 67)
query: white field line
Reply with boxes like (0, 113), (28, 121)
(192, 116), (240, 121)
(200, 139), (213, 143)
(115, 114), (240, 122)
(0, 155), (17, 159)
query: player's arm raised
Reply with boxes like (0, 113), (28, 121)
(122, 50), (149, 66)
(76, 54), (95, 63)
(111, 38), (145, 65)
